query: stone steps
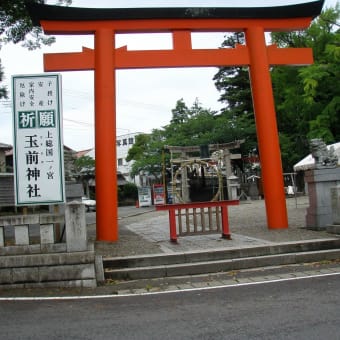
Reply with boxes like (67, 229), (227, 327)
(103, 239), (340, 281)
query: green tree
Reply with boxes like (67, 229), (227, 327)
(169, 98), (189, 125)
(126, 99), (221, 179)
(0, 60), (7, 98)
(213, 32), (256, 154)
(75, 155), (95, 173)
(214, 33), (253, 117)
(123, 5), (340, 177)
(126, 132), (165, 182)
(0, 0), (71, 96)
(271, 4), (340, 169)
(164, 98), (219, 147)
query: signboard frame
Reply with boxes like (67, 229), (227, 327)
(12, 73), (65, 206)
(153, 184), (165, 205)
(138, 187), (152, 207)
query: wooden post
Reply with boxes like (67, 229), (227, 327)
(221, 205), (231, 239)
(169, 209), (177, 243)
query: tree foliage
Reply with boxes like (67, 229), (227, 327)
(164, 98), (218, 146)
(126, 132), (165, 182)
(127, 5), (340, 177)
(74, 155), (95, 173)
(0, 0), (71, 51)
(0, 0), (71, 97)
(271, 4), (340, 169)
(0, 60), (7, 99)
(213, 32), (257, 154)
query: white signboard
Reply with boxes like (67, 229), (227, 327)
(138, 187), (152, 207)
(12, 74), (65, 206)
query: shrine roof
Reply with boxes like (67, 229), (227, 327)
(27, 1), (324, 26)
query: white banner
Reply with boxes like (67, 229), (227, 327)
(12, 74), (65, 205)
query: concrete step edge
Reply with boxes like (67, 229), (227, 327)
(104, 249), (340, 280)
(105, 260), (340, 292)
(103, 238), (340, 269)
(0, 279), (97, 290)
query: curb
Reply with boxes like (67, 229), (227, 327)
(105, 260), (340, 294)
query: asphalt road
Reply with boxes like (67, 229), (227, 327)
(1, 274), (339, 340)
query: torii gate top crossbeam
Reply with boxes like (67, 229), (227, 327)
(28, 1), (324, 23)
(27, 1), (324, 33)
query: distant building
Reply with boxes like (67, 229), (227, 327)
(76, 132), (142, 183)
(75, 148), (93, 159)
(116, 132), (142, 182)
(0, 143), (82, 208)
(0, 143), (13, 173)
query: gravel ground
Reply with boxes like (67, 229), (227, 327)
(228, 196), (330, 242)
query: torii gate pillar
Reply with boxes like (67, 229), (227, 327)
(246, 26), (287, 228)
(94, 29), (118, 241)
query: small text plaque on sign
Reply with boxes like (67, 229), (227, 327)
(12, 74), (65, 205)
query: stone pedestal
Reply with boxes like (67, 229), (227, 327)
(227, 175), (239, 200)
(181, 166), (190, 203)
(305, 167), (340, 230)
(65, 202), (88, 252)
(248, 181), (259, 200)
(327, 185), (340, 234)
(330, 185), (340, 224)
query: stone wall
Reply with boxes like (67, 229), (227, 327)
(0, 202), (103, 289)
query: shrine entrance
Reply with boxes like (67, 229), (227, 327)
(27, 1), (324, 241)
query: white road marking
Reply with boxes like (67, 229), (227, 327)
(0, 271), (339, 301)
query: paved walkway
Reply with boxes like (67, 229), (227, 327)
(93, 196), (337, 257)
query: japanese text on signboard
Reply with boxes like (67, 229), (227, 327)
(12, 74), (65, 205)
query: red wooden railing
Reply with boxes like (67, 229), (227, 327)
(156, 200), (239, 242)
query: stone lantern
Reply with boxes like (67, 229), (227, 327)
(227, 175), (239, 200)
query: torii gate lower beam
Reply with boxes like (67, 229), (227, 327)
(26, 2), (324, 241)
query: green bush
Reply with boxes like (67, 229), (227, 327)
(117, 187), (124, 202)
(118, 183), (138, 205)
(121, 183), (138, 200)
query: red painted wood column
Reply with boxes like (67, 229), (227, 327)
(169, 209), (177, 243)
(245, 26), (288, 229)
(94, 28), (118, 241)
(221, 205), (231, 239)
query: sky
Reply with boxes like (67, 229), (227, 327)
(0, 0), (338, 151)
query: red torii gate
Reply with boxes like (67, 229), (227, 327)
(27, 1), (324, 242)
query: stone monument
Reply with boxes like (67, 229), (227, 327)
(305, 139), (339, 230)
(309, 138), (338, 169)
